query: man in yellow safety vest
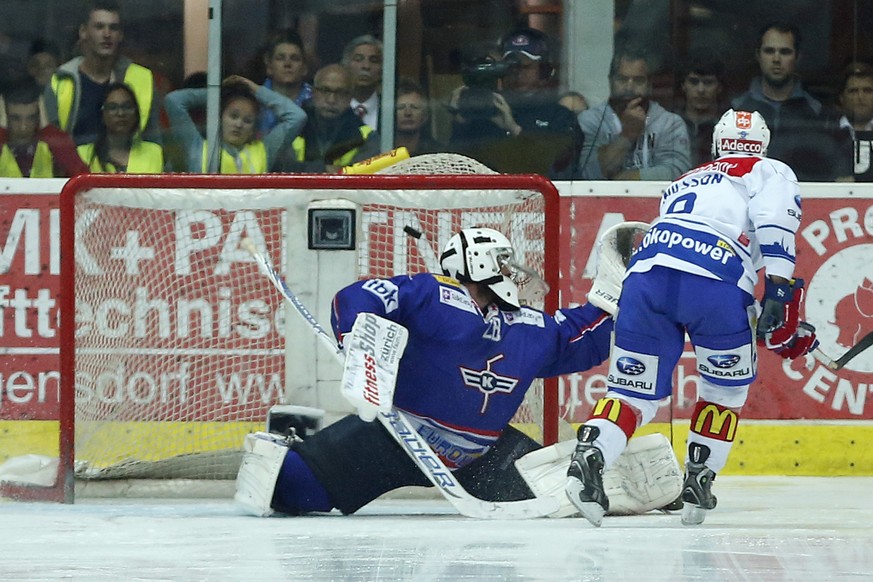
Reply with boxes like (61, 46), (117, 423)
(44, 0), (161, 146)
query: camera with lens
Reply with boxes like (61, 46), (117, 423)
(456, 55), (518, 120)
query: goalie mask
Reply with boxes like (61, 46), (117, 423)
(440, 227), (520, 310)
(711, 109), (770, 158)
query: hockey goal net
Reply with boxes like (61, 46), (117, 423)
(1, 155), (561, 502)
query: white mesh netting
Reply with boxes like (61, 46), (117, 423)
(378, 152), (498, 175)
(62, 155), (553, 487)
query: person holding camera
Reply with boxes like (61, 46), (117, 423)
(447, 27), (582, 178)
(576, 48), (690, 181)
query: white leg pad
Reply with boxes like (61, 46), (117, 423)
(234, 432), (290, 517)
(516, 433), (681, 518)
(515, 439), (578, 518)
(604, 433), (682, 515)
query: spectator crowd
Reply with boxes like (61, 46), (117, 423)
(1, 1), (871, 183)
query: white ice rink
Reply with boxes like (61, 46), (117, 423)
(2, 477), (872, 581)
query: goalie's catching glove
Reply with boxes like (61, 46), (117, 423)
(587, 221), (650, 315)
(756, 278), (818, 359)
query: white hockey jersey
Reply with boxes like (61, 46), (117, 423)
(627, 154), (801, 295)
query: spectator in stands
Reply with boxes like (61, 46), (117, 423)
(77, 82), (163, 173)
(27, 39), (61, 90)
(45, 0), (162, 146)
(164, 75), (306, 174)
(448, 27), (583, 178)
(163, 72), (206, 172)
(675, 51), (726, 167)
(576, 47), (690, 180)
(259, 29), (313, 135)
(836, 62), (873, 182)
(731, 21), (852, 181)
(393, 77), (444, 156)
(0, 81), (87, 177)
(342, 35), (382, 131)
(275, 63), (381, 173)
(559, 91), (589, 115)
(0, 39), (60, 130)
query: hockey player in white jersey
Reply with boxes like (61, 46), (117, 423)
(566, 109), (819, 527)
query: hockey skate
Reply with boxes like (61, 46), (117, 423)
(681, 443), (718, 526)
(565, 425), (609, 526)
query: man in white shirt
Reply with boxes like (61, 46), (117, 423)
(342, 34), (382, 131)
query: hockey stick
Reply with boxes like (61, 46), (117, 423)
(241, 238), (560, 519)
(812, 330), (873, 371)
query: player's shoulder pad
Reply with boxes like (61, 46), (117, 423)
(760, 156), (800, 183)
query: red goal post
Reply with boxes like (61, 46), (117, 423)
(2, 169), (561, 503)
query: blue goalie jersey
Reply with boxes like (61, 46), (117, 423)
(330, 273), (613, 468)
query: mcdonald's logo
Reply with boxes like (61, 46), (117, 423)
(590, 397), (638, 437)
(592, 397), (623, 423)
(691, 402), (738, 442)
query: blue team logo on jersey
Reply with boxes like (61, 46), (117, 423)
(459, 354), (520, 414)
(616, 356), (646, 376)
(707, 354), (741, 369)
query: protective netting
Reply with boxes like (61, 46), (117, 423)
(65, 156), (553, 486)
(378, 152), (498, 175)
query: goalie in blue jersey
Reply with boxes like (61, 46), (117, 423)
(234, 225), (682, 518)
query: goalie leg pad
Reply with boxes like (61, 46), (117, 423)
(515, 433), (681, 518)
(515, 439), (581, 518)
(234, 432), (290, 517)
(603, 433), (682, 515)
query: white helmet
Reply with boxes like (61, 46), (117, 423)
(440, 227), (520, 309)
(711, 109), (770, 158)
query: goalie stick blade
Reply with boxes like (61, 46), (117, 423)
(453, 494), (561, 520)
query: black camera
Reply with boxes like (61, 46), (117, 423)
(456, 56), (518, 120)
(462, 56), (516, 90)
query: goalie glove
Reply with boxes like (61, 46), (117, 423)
(587, 221), (650, 315)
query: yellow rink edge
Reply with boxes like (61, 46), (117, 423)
(2, 420), (873, 476)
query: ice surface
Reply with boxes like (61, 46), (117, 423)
(1, 477), (872, 581)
